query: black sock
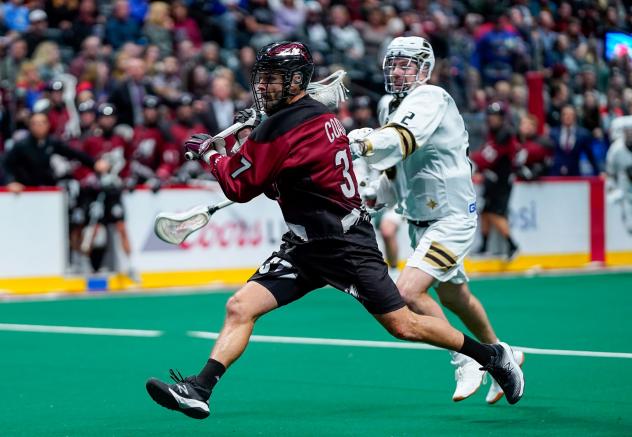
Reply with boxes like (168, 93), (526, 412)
(479, 235), (488, 252)
(506, 236), (517, 250)
(458, 334), (496, 366)
(196, 358), (226, 390)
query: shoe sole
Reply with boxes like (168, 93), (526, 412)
(487, 351), (525, 405)
(146, 379), (209, 419)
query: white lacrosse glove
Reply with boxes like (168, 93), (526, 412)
(348, 127), (374, 159)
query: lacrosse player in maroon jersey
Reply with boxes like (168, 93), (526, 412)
(145, 41), (524, 420)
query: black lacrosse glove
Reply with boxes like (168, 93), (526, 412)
(233, 108), (264, 129)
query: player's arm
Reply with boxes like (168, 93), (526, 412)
(351, 91), (448, 171)
(204, 137), (289, 203)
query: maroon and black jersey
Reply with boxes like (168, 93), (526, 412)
(208, 96), (366, 242)
(48, 106), (71, 138)
(76, 132), (130, 183)
(131, 126), (179, 180)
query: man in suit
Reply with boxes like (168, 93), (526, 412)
(108, 58), (155, 127)
(550, 105), (599, 176)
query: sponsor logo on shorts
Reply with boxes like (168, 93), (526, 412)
(468, 202), (476, 214)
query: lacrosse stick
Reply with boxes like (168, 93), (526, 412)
(184, 70), (349, 162)
(167, 70), (350, 241)
(154, 199), (234, 244)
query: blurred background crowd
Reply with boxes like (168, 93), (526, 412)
(1, 0), (632, 272)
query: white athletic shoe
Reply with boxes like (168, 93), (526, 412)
(485, 349), (525, 404)
(451, 352), (486, 402)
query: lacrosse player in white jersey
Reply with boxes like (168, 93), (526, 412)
(350, 36), (524, 404)
(606, 125), (632, 234)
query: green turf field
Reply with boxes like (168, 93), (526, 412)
(1, 272), (631, 436)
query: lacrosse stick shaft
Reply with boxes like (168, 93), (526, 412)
(207, 199), (234, 214)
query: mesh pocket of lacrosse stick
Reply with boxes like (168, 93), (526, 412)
(154, 205), (211, 245)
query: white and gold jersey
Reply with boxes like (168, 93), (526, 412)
(606, 139), (632, 196)
(363, 85), (477, 222)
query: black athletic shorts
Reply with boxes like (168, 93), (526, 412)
(483, 182), (512, 217)
(249, 227), (405, 315)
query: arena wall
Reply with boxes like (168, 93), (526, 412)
(1, 178), (631, 294)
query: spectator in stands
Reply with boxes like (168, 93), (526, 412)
(15, 61), (45, 111)
(270, 0), (306, 39)
(0, 38), (28, 89)
(327, 5), (364, 67)
(109, 58), (155, 126)
(105, 0), (141, 51)
(2, 0), (30, 33)
(43, 79), (71, 139)
(549, 105), (599, 176)
(63, 0), (100, 52)
(514, 114), (553, 181)
(2, 112), (107, 192)
(69, 36), (103, 80)
(32, 41), (65, 82)
(172, 1), (202, 48)
(142, 2), (173, 58)
(24, 9), (57, 57)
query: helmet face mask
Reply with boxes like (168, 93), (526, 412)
(250, 41), (314, 114)
(383, 37), (435, 97)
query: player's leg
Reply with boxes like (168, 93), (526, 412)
(333, 236), (523, 405)
(436, 281), (497, 344)
(396, 266), (449, 319)
(373, 307), (524, 404)
(146, 245), (317, 419)
(403, 219), (491, 400)
(475, 212), (491, 254)
(379, 210), (400, 273)
(209, 281), (278, 367)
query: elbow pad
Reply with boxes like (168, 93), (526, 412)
(363, 123), (417, 171)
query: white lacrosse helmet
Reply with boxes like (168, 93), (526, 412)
(383, 36), (435, 97)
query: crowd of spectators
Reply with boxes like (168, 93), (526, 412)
(0, 0), (632, 270)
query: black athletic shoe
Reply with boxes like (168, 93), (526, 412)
(480, 342), (525, 405)
(505, 245), (520, 262)
(146, 369), (211, 419)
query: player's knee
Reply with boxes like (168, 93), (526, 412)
(380, 222), (398, 239)
(397, 281), (424, 307)
(225, 294), (254, 324)
(385, 314), (422, 342)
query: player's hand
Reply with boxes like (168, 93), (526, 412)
(348, 128), (373, 158)
(359, 185), (377, 208)
(7, 182), (25, 193)
(184, 133), (213, 160)
(348, 127), (374, 143)
(94, 159), (110, 174)
(349, 139), (369, 159)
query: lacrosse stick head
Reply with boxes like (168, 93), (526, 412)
(154, 205), (211, 245)
(307, 69), (349, 109)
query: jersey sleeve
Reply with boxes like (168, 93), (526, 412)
(207, 136), (290, 203)
(362, 87), (448, 171)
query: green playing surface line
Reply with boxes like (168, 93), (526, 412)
(1, 273), (631, 436)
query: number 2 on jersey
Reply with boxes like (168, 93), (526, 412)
(334, 150), (356, 198)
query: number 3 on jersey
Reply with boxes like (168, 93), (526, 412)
(334, 149), (356, 198)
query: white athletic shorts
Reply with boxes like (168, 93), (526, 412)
(622, 197), (632, 234)
(406, 216), (477, 286)
(382, 207), (403, 226)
